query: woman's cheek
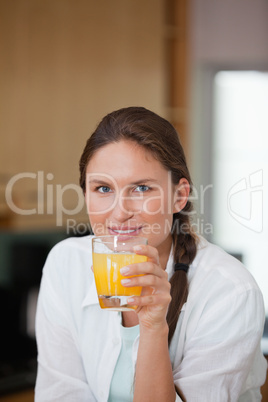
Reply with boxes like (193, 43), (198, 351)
(86, 194), (115, 216)
(142, 196), (163, 215)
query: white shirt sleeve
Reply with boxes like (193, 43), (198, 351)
(173, 287), (266, 401)
(35, 255), (96, 402)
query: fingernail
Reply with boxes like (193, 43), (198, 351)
(120, 266), (130, 275)
(133, 245), (142, 252)
(127, 297), (135, 304)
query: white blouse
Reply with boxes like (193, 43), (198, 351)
(35, 235), (267, 401)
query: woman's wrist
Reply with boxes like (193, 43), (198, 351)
(139, 320), (169, 338)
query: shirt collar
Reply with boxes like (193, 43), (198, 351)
(165, 243), (175, 281)
(165, 235), (206, 281)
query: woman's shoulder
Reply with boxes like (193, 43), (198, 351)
(185, 236), (265, 330)
(47, 234), (93, 259)
(43, 234), (94, 277)
(190, 235), (261, 293)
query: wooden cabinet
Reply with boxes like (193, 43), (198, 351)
(0, 389), (34, 402)
(165, 0), (190, 156)
(0, 0), (166, 230)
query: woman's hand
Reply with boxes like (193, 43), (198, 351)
(120, 244), (171, 331)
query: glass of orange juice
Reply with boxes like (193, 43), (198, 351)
(92, 235), (148, 311)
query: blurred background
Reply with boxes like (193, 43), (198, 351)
(0, 0), (267, 400)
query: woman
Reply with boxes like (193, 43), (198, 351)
(35, 107), (267, 401)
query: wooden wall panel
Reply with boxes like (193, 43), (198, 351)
(0, 0), (166, 229)
(164, 0), (190, 157)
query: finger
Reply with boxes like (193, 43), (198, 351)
(121, 273), (170, 291)
(120, 261), (168, 279)
(127, 292), (171, 309)
(133, 244), (160, 265)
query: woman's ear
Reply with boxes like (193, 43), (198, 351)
(173, 178), (190, 213)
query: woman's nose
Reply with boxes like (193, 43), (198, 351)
(111, 193), (136, 222)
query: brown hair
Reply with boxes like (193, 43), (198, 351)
(79, 106), (197, 344)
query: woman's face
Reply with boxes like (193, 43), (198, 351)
(85, 140), (188, 257)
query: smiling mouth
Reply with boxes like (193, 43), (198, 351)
(108, 227), (142, 235)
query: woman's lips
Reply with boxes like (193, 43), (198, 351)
(108, 227), (143, 236)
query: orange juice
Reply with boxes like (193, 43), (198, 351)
(93, 252), (147, 310)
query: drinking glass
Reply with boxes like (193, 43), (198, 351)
(92, 235), (148, 311)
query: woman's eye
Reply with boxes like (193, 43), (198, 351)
(97, 186), (112, 193)
(134, 185), (150, 193)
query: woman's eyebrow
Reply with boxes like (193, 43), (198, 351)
(88, 178), (158, 184)
(131, 178), (158, 185)
(87, 179), (110, 185)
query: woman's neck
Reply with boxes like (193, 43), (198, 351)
(122, 311), (139, 327)
(157, 234), (173, 270)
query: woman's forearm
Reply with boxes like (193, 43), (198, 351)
(133, 323), (176, 402)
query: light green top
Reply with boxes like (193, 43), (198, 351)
(108, 321), (139, 402)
